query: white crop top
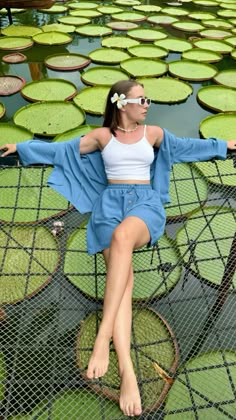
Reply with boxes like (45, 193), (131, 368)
(101, 125), (154, 180)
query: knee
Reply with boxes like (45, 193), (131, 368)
(111, 226), (133, 250)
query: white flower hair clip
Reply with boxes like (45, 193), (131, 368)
(111, 93), (127, 109)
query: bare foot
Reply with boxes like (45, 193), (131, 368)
(86, 334), (110, 379)
(119, 367), (142, 417)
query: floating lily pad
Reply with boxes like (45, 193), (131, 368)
(42, 23), (76, 33)
(44, 53), (91, 70)
(0, 167), (70, 223)
(69, 9), (102, 18)
(0, 123), (32, 147)
(225, 36), (236, 47)
(165, 352), (236, 418)
(111, 11), (146, 21)
(177, 206), (236, 288)
(232, 49), (236, 59)
(0, 352), (6, 401)
(172, 21), (204, 32)
(0, 102), (5, 119)
(189, 12), (216, 20)
(199, 28), (232, 39)
(69, 1), (99, 9)
(65, 227), (182, 300)
(165, 163), (208, 219)
(128, 44), (168, 59)
(114, 0), (141, 5)
(154, 37), (193, 52)
(199, 112), (236, 140)
(97, 5), (123, 14)
(127, 28), (167, 41)
(121, 57), (167, 77)
(0, 225), (59, 304)
(182, 48), (222, 62)
(57, 16), (90, 25)
(0, 8), (25, 14)
(193, 38), (233, 53)
(89, 47), (130, 63)
(0, 36), (33, 51)
(73, 85), (110, 114)
(1, 24), (42, 37)
(106, 21), (138, 30)
(2, 52), (27, 63)
(197, 85), (236, 112)
(217, 9), (236, 18)
(0, 75), (26, 96)
(38, 4), (68, 12)
(147, 14), (178, 25)
(213, 70), (236, 88)
(81, 66), (129, 86)
(137, 77), (193, 103)
(75, 24), (112, 37)
(193, 0), (218, 5)
(169, 60), (217, 81)
(134, 4), (161, 12)
(14, 101), (85, 136)
(194, 159), (236, 187)
(202, 19), (233, 30)
(21, 79), (77, 102)
(77, 308), (178, 411)
(54, 124), (100, 142)
(162, 6), (189, 16)
(102, 35), (140, 49)
(221, 2), (236, 9)
(33, 31), (72, 45)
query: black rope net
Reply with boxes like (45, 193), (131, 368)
(0, 151), (235, 420)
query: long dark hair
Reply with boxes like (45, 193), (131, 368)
(103, 79), (143, 135)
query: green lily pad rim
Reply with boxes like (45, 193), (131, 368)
(154, 37), (193, 52)
(171, 21), (205, 31)
(197, 85), (236, 112)
(32, 31), (73, 45)
(199, 28), (233, 39)
(213, 69), (236, 87)
(0, 226), (61, 304)
(133, 4), (162, 12)
(231, 49), (236, 59)
(88, 47), (130, 63)
(0, 122), (33, 143)
(75, 24), (113, 36)
(101, 36), (141, 49)
(137, 76), (193, 104)
(147, 15), (179, 25)
(1, 25), (42, 37)
(120, 57), (168, 77)
(13, 101), (86, 137)
(168, 59), (218, 81)
(127, 27), (168, 41)
(182, 48), (223, 62)
(127, 44), (168, 58)
(193, 38), (233, 53)
(106, 21), (138, 30)
(0, 36), (34, 50)
(81, 66), (129, 86)
(111, 11), (147, 22)
(44, 53), (91, 70)
(199, 112), (236, 139)
(0, 75), (26, 96)
(20, 78), (78, 102)
(38, 5), (68, 13)
(76, 307), (179, 410)
(0, 102), (6, 119)
(53, 124), (101, 142)
(73, 85), (110, 114)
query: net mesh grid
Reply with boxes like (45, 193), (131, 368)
(0, 153), (235, 420)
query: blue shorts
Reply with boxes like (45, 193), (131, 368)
(87, 184), (166, 255)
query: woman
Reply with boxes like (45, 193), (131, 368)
(1, 79), (236, 417)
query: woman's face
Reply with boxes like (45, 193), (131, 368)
(124, 85), (150, 122)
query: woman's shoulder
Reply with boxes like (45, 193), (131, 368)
(146, 125), (164, 147)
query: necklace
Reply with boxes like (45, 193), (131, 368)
(117, 124), (138, 133)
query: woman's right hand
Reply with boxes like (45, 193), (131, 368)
(0, 144), (17, 157)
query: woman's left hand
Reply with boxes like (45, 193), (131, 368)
(227, 140), (236, 150)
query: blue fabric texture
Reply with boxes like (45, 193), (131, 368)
(16, 128), (227, 213)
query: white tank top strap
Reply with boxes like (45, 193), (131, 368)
(143, 124), (146, 137)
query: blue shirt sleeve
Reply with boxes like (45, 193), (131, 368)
(16, 140), (57, 165)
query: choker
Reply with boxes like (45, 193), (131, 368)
(117, 124), (138, 133)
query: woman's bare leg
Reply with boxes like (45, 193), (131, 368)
(102, 249), (142, 417)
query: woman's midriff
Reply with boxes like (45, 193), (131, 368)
(108, 179), (150, 184)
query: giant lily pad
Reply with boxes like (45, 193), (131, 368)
(77, 308), (179, 411)
(75, 24), (112, 37)
(199, 28), (232, 39)
(0, 75), (26, 96)
(0, 225), (59, 304)
(165, 352), (236, 418)
(42, 23), (76, 33)
(102, 36), (140, 49)
(88, 47), (130, 64)
(38, 4), (68, 13)
(193, 38), (233, 53)
(54, 124), (100, 142)
(57, 16), (90, 25)
(64, 227), (182, 300)
(199, 113), (236, 140)
(232, 49), (236, 59)
(0, 102), (5, 119)
(127, 28), (167, 41)
(165, 163), (208, 219)
(137, 77), (193, 103)
(213, 69), (236, 88)
(2, 52), (27, 63)
(217, 9), (236, 18)
(21, 79), (77, 102)
(225, 36), (236, 47)
(154, 37), (193, 52)
(1, 24), (42, 37)
(162, 6), (189, 16)
(114, 0), (141, 5)
(172, 21), (204, 32)
(194, 159), (236, 187)
(97, 5), (123, 14)
(128, 44), (168, 59)
(44, 53), (91, 70)
(120, 57), (167, 77)
(193, 0), (218, 5)
(111, 11), (146, 21)
(81, 66), (129, 86)
(106, 21), (138, 30)
(189, 12), (216, 20)
(0, 123), (32, 147)
(32, 31), (72, 45)
(73, 85), (110, 114)
(182, 48), (222, 62)
(169, 60), (217, 81)
(176, 206), (236, 288)
(0, 36), (33, 51)
(0, 167), (70, 223)
(202, 19), (233, 30)
(68, 1), (99, 9)
(14, 101), (85, 136)
(147, 14), (178, 25)
(69, 9), (102, 18)
(197, 85), (236, 112)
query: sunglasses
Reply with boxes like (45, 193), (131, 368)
(125, 97), (151, 106)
